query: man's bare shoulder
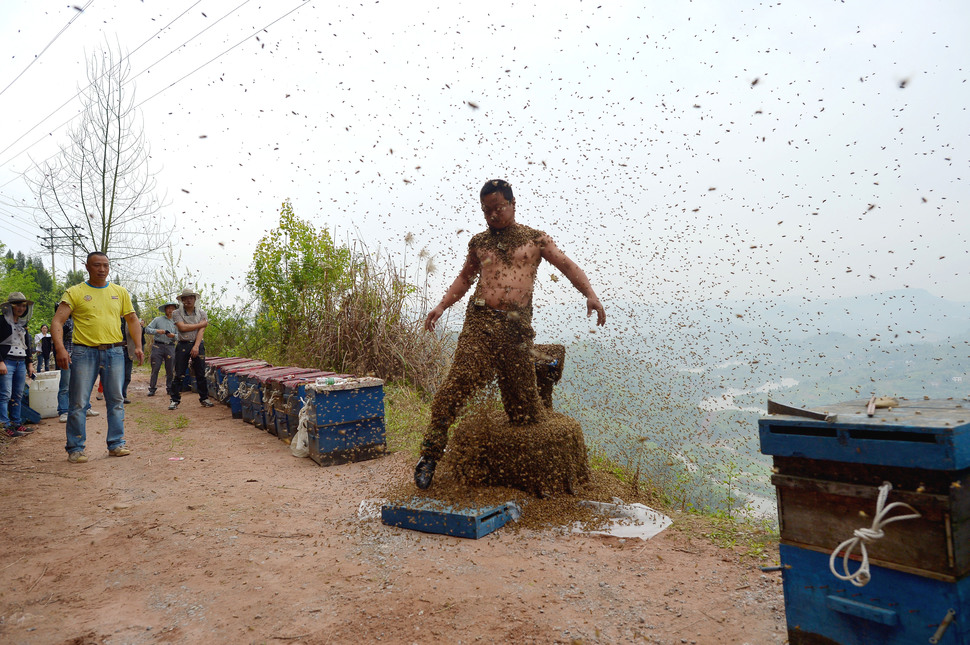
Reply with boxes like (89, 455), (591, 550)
(469, 224), (547, 250)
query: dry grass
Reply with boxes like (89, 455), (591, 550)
(281, 244), (453, 394)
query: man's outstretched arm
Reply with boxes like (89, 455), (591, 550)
(425, 251), (480, 331)
(541, 236), (606, 326)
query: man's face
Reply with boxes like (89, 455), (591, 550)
(481, 192), (515, 230)
(164, 305), (177, 317)
(86, 256), (110, 282)
(181, 295), (196, 309)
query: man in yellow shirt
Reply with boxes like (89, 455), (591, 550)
(51, 252), (144, 463)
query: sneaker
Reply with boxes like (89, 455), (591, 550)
(15, 425), (33, 434)
(59, 413), (69, 422)
(414, 456), (437, 490)
(86, 409), (100, 417)
(168, 401), (179, 410)
(68, 451), (88, 463)
(108, 446), (131, 457)
(4, 426), (28, 438)
(200, 398), (215, 408)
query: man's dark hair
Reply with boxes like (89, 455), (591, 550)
(480, 179), (514, 203)
(86, 251), (109, 263)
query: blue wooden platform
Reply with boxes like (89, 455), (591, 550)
(381, 498), (520, 539)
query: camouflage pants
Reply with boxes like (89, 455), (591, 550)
(421, 305), (545, 461)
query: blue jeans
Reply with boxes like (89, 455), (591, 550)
(123, 351), (133, 398)
(0, 358), (28, 428)
(57, 365), (91, 416)
(65, 345), (126, 454)
(57, 366), (70, 416)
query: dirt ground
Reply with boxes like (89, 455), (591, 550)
(0, 371), (786, 644)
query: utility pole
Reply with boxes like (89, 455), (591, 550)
(37, 225), (85, 281)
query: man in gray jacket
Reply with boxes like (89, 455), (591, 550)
(145, 301), (178, 397)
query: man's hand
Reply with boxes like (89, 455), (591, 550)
(587, 297), (606, 326)
(0, 362), (6, 376)
(425, 305), (446, 332)
(190, 345), (200, 358)
(166, 331), (175, 338)
(55, 348), (71, 370)
(135, 347), (145, 365)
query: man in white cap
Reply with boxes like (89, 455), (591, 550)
(145, 301), (179, 397)
(169, 287), (214, 410)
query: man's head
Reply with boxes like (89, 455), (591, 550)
(176, 287), (200, 311)
(159, 301), (178, 317)
(480, 179), (515, 230)
(85, 252), (110, 284)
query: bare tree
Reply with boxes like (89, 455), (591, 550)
(26, 45), (171, 275)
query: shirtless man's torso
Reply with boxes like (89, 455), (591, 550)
(415, 179), (606, 489)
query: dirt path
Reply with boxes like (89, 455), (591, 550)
(0, 372), (786, 644)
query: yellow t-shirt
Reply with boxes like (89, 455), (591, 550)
(61, 282), (134, 347)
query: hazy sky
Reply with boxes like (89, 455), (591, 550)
(1, 0), (968, 314)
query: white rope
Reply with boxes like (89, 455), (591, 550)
(828, 482), (921, 587)
(296, 395), (313, 433)
(234, 382), (254, 399)
(264, 387), (281, 411)
(217, 377), (229, 402)
(290, 396), (313, 458)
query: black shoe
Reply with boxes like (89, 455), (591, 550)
(147, 390), (156, 397)
(414, 456), (437, 490)
(123, 398), (131, 404)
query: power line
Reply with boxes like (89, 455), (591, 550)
(0, 0), (313, 190)
(135, 0), (313, 110)
(0, 0), (95, 101)
(0, 222), (38, 247)
(0, 0), (203, 166)
(128, 0), (253, 87)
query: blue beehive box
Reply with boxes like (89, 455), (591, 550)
(223, 361), (271, 418)
(209, 358), (252, 405)
(381, 498), (520, 539)
(761, 398), (970, 644)
(305, 377), (386, 465)
(780, 545), (969, 645)
(252, 368), (315, 431)
(269, 371), (341, 441)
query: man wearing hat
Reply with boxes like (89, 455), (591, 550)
(169, 287), (214, 410)
(1, 292), (36, 437)
(51, 252), (143, 463)
(145, 301), (178, 397)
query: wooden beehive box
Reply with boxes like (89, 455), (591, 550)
(761, 398), (970, 581)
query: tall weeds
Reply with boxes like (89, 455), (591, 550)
(287, 242), (452, 394)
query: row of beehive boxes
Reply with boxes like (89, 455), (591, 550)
(204, 357), (386, 466)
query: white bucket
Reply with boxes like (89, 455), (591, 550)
(29, 371), (59, 418)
